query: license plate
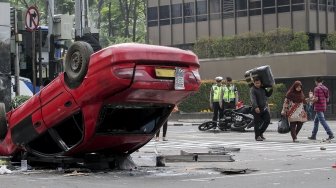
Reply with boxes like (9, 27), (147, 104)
(174, 67), (185, 90)
(155, 68), (175, 78)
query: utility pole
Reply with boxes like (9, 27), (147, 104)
(75, 0), (90, 37)
(32, 30), (36, 94)
(12, 7), (20, 96)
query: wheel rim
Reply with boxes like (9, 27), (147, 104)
(199, 122), (215, 130)
(70, 51), (82, 73)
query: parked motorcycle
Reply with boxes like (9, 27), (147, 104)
(198, 105), (254, 132)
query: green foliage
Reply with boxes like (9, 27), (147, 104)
(325, 32), (336, 50)
(99, 0), (146, 47)
(11, 95), (31, 109)
(179, 81), (286, 115)
(193, 28), (309, 58)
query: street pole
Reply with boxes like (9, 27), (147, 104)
(14, 8), (20, 96)
(32, 30), (36, 94)
(39, 27), (43, 87)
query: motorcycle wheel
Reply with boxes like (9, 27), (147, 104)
(198, 121), (216, 131)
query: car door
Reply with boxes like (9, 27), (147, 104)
(40, 77), (79, 128)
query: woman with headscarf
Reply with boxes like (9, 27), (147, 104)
(281, 81), (308, 142)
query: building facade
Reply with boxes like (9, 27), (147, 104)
(147, 0), (336, 50)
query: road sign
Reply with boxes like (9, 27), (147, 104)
(25, 6), (39, 31)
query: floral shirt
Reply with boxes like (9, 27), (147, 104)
(282, 98), (307, 122)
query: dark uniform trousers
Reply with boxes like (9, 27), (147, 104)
(252, 108), (271, 139)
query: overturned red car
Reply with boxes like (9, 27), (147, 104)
(0, 43), (200, 162)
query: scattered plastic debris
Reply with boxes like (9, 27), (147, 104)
(0, 165), (12, 175)
(215, 168), (258, 175)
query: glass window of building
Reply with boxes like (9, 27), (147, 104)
(262, 0), (275, 14)
(159, 5), (170, 26)
(263, 7), (275, 14)
(223, 0), (234, 11)
(171, 4), (182, 24)
(277, 0), (290, 6)
(147, 7), (158, 21)
(159, 5), (170, 19)
(327, 0), (334, 12)
(184, 2), (195, 23)
(196, 0), (207, 21)
(249, 0), (261, 16)
(147, 7), (158, 27)
(277, 0), (290, 13)
(236, 0), (248, 10)
(292, 0), (305, 11)
(236, 0), (247, 17)
(310, 0), (317, 10)
(292, 0), (304, 4)
(223, 0), (234, 19)
(249, 0), (261, 9)
(262, 0), (275, 7)
(319, 0), (327, 10)
(210, 0), (221, 20)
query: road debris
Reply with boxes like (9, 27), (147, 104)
(215, 168), (258, 175)
(158, 149), (235, 164)
(0, 165), (12, 175)
(208, 146), (241, 152)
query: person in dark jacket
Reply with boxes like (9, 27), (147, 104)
(250, 77), (273, 141)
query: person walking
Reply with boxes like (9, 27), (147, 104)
(249, 77), (273, 141)
(281, 81), (308, 142)
(306, 91), (314, 120)
(155, 105), (178, 141)
(221, 77), (238, 110)
(308, 77), (334, 140)
(210, 76), (224, 122)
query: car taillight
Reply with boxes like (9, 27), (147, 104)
(114, 68), (145, 79)
(192, 69), (201, 81)
(114, 68), (134, 79)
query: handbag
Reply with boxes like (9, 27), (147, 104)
(277, 116), (290, 134)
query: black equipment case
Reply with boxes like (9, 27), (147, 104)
(244, 65), (275, 87)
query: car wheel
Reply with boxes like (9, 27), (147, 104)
(64, 41), (93, 86)
(0, 102), (8, 139)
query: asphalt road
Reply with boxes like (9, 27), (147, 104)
(1, 120), (336, 188)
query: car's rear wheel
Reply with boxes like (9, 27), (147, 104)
(0, 102), (8, 139)
(65, 41), (93, 88)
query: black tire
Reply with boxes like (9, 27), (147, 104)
(0, 102), (8, 139)
(198, 121), (216, 131)
(64, 41), (94, 85)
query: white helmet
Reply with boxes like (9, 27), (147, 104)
(215, 76), (223, 81)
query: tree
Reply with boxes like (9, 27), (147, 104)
(8, 0), (147, 46)
(99, 0), (146, 46)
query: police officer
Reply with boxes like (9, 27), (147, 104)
(221, 77), (238, 110)
(210, 76), (224, 122)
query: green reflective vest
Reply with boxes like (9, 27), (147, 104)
(211, 85), (222, 102)
(223, 85), (236, 102)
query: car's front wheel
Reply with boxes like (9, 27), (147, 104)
(0, 102), (8, 139)
(65, 41), (94, 88)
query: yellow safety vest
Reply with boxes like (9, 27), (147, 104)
(223, 85), (236, 102)
(211, 85), (222, 102)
